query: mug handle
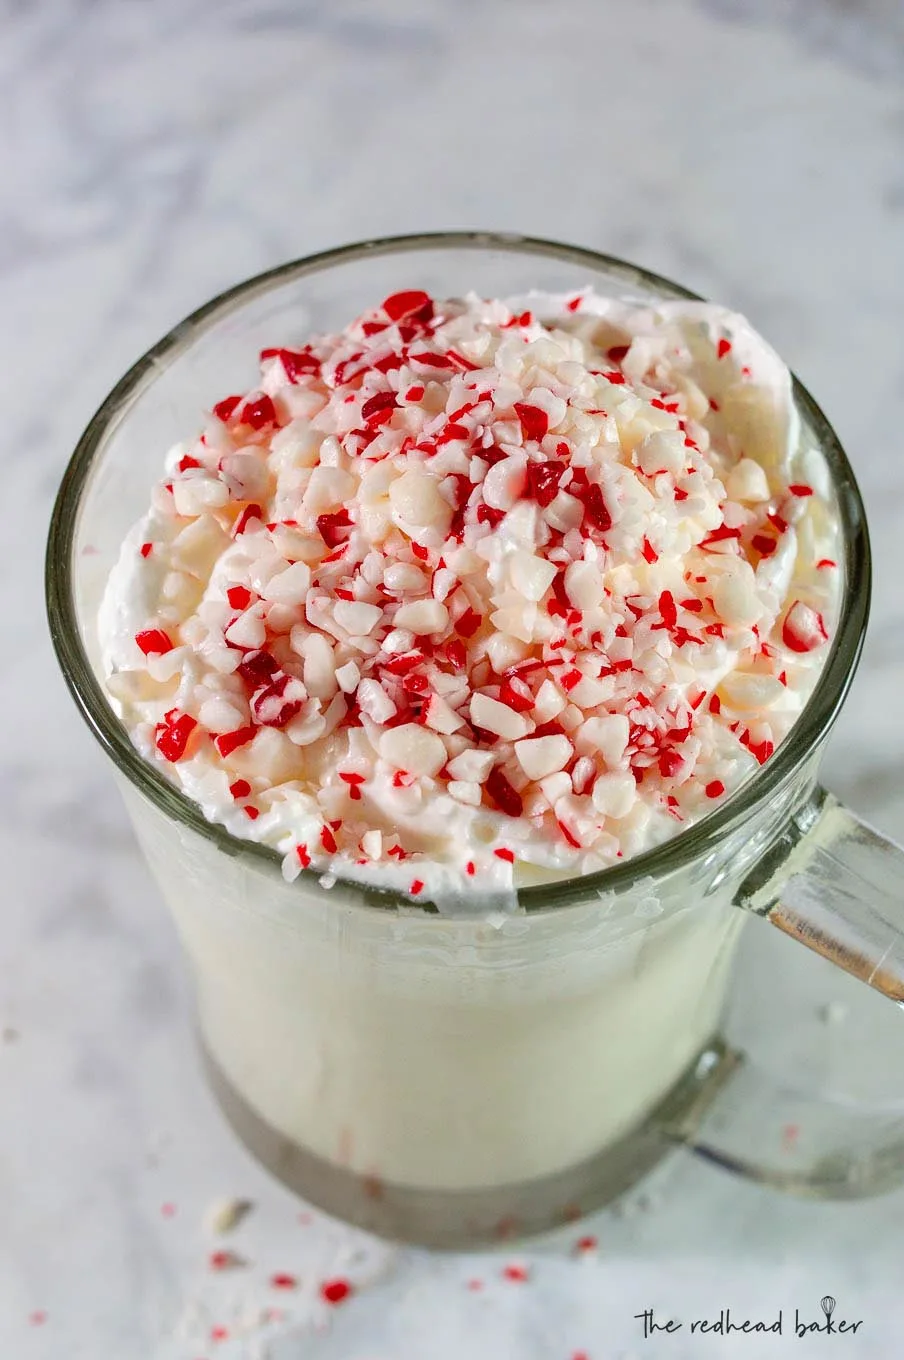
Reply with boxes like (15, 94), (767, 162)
(657, 785), (904, 1196)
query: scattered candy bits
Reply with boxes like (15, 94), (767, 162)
(104, 288), (839, 895)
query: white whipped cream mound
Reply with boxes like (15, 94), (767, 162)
(100, 288), (840, 903)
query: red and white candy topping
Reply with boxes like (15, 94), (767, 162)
(100, 290), (839, 897)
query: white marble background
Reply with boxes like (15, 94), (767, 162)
(3, 0), (904, 1356)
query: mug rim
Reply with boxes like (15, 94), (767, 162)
(45, 230), (871, 912)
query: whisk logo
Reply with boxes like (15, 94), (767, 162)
(795, 1294), (863, 1337)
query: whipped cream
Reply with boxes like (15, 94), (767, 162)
(100, 289), (840, 903)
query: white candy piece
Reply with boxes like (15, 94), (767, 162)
(261, 561), (312, 605)
(392, 599), (449, 634)
(533, 679), (567, 721)
(389, 469), (452, 529)
(297, 631), (337, 700)
(379, 724), (447, 777)
(199, 695), (246, 732)
(423, 695), (466, 734)
(333, 600), (383, 636)
(508, 551), (557, 602)
(564, 560), (604, 610)
(469, 693), (533, 741)
(445, 748), (496, 782)
(578, 714), (630, 766)
(224, 606), (267, 650)
(383, 563), (427, 594)
(726, 457), (771, 502)
(711, 560), (763, 627)
(482, 455), (527, 511)
(636, 430), (685, 477)
(335, 661), (361, 693)
(356, 679), (397, 724)
(592, 772), (637, 818)
(361, 829), (383, 860)
(515, 735), (573, 781)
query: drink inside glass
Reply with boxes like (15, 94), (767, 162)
(47, 235), (904, 1246)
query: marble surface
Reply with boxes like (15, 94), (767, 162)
(4, 0), (904, 1356)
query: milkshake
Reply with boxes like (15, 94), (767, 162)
(97, 283), (840, 1218)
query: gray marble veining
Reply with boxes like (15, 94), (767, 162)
(3, 1), (904, 1356)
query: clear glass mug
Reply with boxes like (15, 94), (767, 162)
(46, 234), (904, 1247)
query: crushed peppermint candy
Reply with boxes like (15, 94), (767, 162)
(100, 289), (840, 901)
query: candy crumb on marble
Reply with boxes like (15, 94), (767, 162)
(204, 1196), (254, 1234)
(270, 1272), (298, 1290)
(819, 1000), (849, 1025)
(209, 1249), (246, 1271)
(502, 1262), (531, 1282)
(782, 1122), (801, 1150)
(319, 1277), (353, 1304)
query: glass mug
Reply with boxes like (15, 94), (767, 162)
(46, 234), (904, 1247)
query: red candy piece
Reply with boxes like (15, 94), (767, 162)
(226, 585), (253, 610)
(320, 1277), (353, 1305)
(514, 403), (549, 442)
(499, 676), (534, 712)
(485, 767), (523, 818)
(317, 509), (353, 547)
(526, 459), (566, 507)
(239, 394), (278, 430)
(455, 607), (482, 638)
(237, 650), (278, 684)
(360, 390), (398, 423)
(580, 482), (612, 532)
(270, 1273), (298, 1290)
(135, 628), (174, 656)
(232, 503), (264, 536)
(503, 1263), (530, 1282)
(214, 726), (257, 757)
(155, 712), (197, 762)
(260, 347), (321, 382)
(213, 394), (241, 422)
(782, 601), (828, 653)
(382, 290), (433, 323)
(658, 591), (677, 630)
(251, 672), (304, 728)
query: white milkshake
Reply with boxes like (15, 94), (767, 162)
(99, 286), (840, 1199)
